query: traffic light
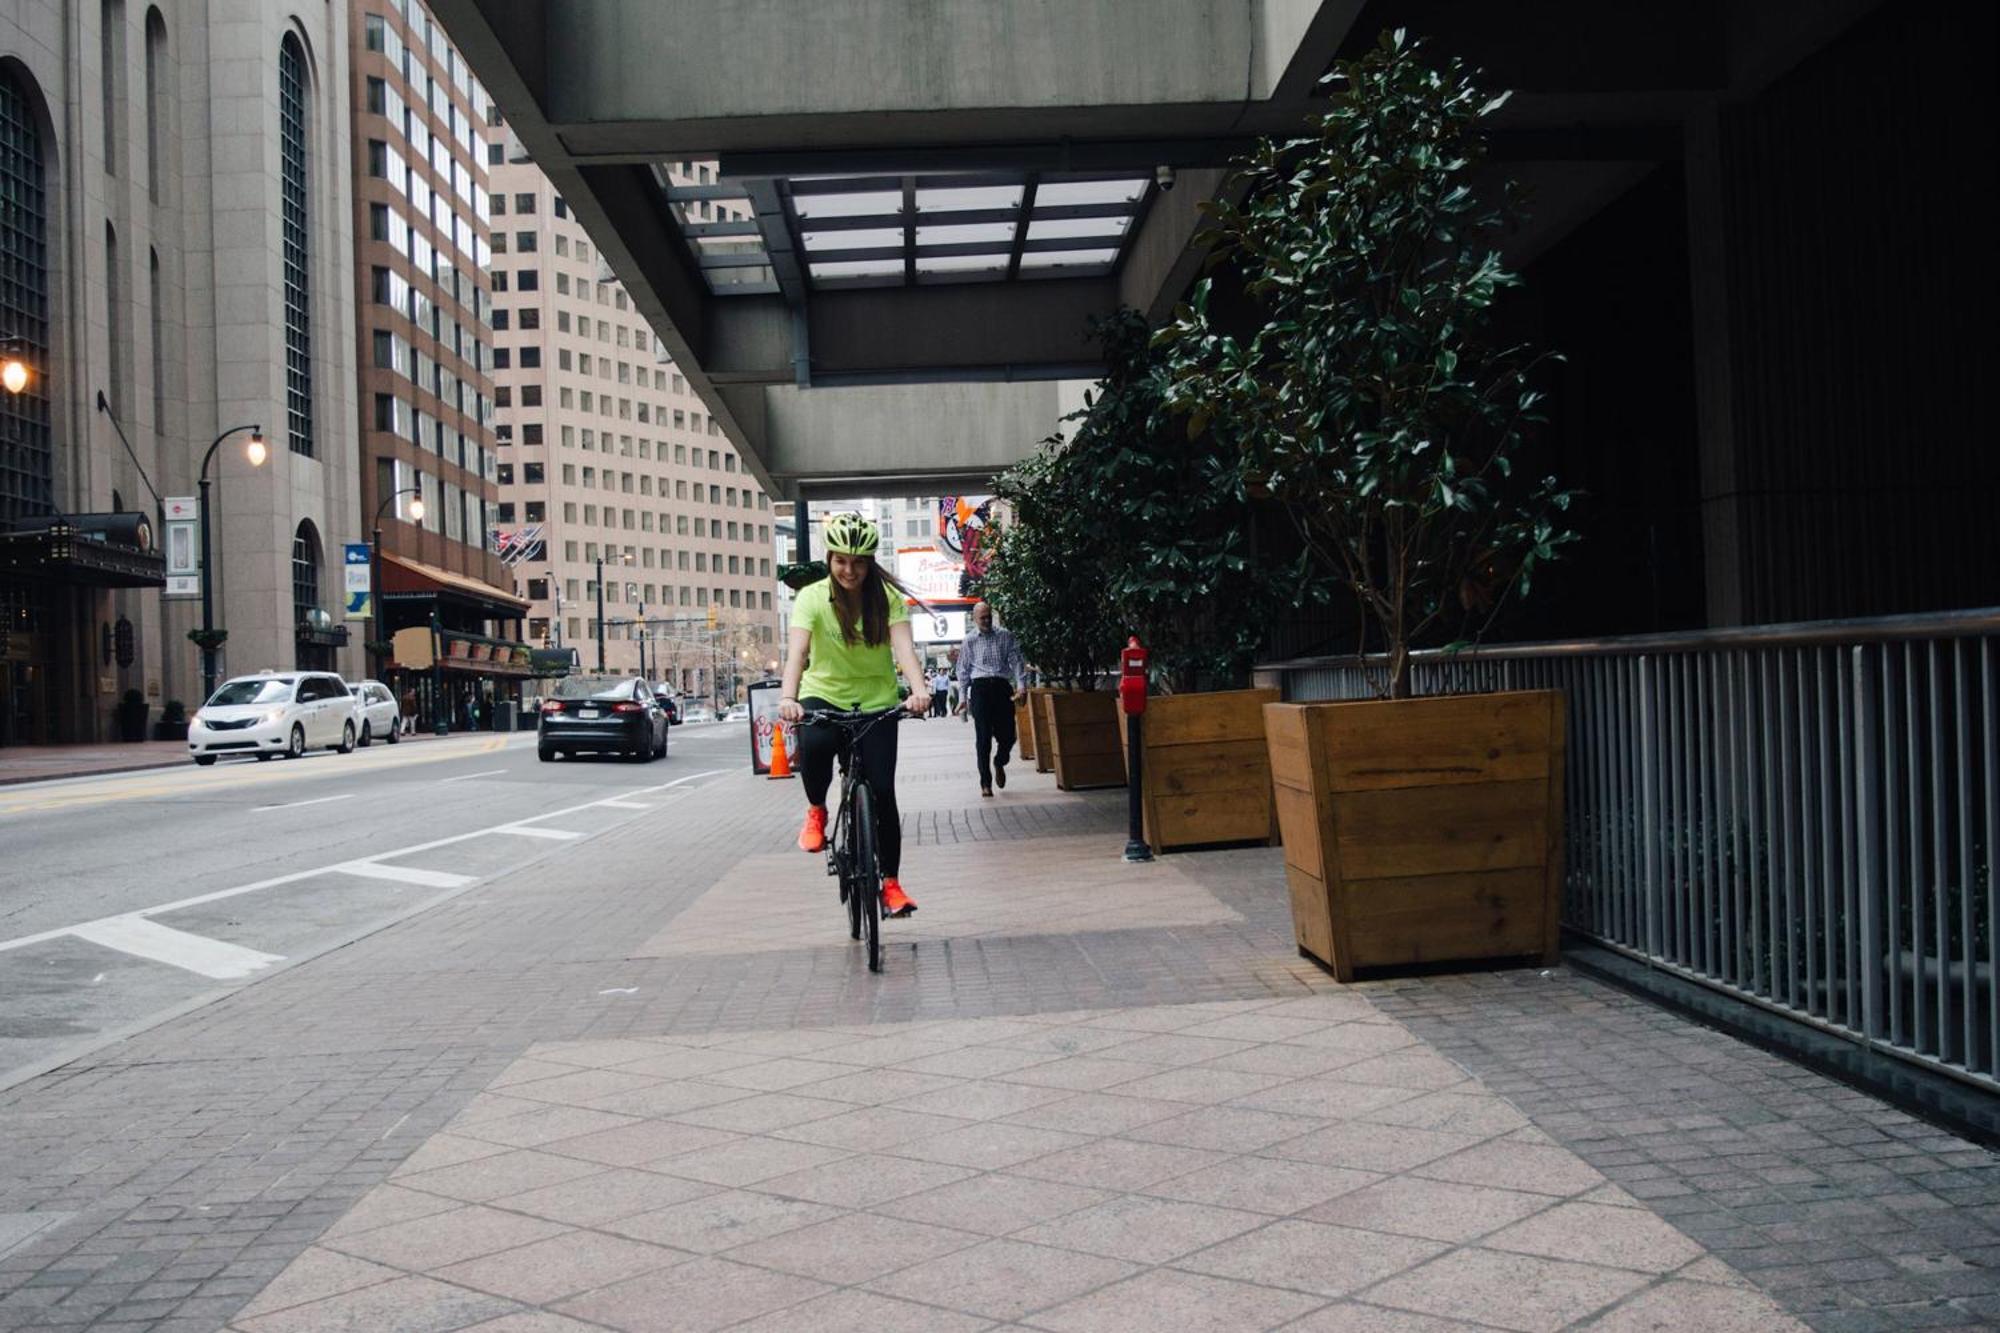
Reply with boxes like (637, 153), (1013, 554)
(706, 604), (717, 630)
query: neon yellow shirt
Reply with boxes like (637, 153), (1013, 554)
(794, 577), (908, 711)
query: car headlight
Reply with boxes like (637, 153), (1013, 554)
(263, 710), (288, 725)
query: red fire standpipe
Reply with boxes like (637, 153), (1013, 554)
(1120, 637), (1152, 863)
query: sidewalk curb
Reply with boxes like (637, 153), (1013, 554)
(0, 730), (498, 787)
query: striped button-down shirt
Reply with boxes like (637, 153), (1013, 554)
(958, 626), (1026, 689)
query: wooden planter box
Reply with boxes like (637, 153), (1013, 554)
(1267, 690), (1565, 980)
(1029, 687), (1057, 773)
(1015, 694), (1036, 762)
(1121, 688), (1279, 853)
(1046, 689), (1125, 790)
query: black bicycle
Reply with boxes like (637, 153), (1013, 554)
(800, 705), (912, 973)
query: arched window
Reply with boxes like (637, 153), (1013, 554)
(278, 34), (314, 457)
(149, 247), (164, 430)
(104, 221), (122, 413)
(291, 520), (322, 627)
(144, 7), (168, 202)
(101, 1), (126, 174)
(0, 64), (53, 524)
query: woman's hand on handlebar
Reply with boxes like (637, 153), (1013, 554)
(778, 697), (803, 723)
(903, 689), (932, 717)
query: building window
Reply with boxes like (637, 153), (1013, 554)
(278, 34), (314, 457)
(292, 521), (322, 625)
(0, 68), (52, 524)
(144, 7), (168, 201)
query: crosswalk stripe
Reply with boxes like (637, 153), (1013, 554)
(70, 917), (284, 980)
(334, 862), (475, 889)
(495, 825), (582, 840)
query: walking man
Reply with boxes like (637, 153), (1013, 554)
(930, 666), (950, 718)
(956, 601), (1026, 796)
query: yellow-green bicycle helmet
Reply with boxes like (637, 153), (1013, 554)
(823, 511), (880, 556)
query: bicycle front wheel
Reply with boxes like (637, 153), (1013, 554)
(851, 781), (883, 973)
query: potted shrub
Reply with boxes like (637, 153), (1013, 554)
(1064, 308), (1291, 852)
(1159, 31), (1579, 977)
(988, 446), (1125, 789)
(153, 699), (188, 741)
(115, 688), (150, 742)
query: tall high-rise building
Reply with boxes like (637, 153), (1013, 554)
(481, 139), (779, 701)
(349, 0), (525, 728)
(2, 1), (363, 744)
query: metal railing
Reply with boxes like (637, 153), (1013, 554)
(1257, 609), (2000, 1091)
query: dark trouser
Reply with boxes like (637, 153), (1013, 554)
(931, 689), (947, 718)
(968, 677), (1017, 787)
(794, 696), (903, 878)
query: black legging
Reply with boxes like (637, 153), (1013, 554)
(795, 697), (903, 878)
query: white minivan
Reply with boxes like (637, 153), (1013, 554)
(353, 679), (402, 745)
(187, 672), (362, 764)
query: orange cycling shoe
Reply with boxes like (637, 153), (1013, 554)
(881, 878), (917, 918)
(798, 805), (828, 853)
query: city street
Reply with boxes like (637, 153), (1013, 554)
(0, 723), (742, 1092)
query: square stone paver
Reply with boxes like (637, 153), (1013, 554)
(1008, 1138), (1234, 1193)
(749, 1150), (978, 1208)
(230, 1248), (402, 1321)
(1001, 1091), (1194, 1136)
(866, 1237), (1138, 1321)
(721, 1210), (984, 1284)
(1178, 1218), (1445, 1298)
(1362, 1247), (1652, 1332)
(553, 1255), (827, 1332)
(321, 1203), (570, 1272)
(431, 1231), (692, 1305)
(537, 1118), (741, 1167)
(648, 1134), (850, 1187)
(1015, 1194), (1268, 1264)
(1023, 1266), (1328, 1333)
(1142, 1156), (1385, 1216)
(727, 1286), (996, 1332)
(1411, 1139), (1610, 1197)
(395, 1147), (607, 1203)
(1124, 1105), (1328, 1153)
(494, 1165), (719, 1226)
(1262, 1120), (1486, 1173)
(876, 1171), (1117, 1235)
(234, 1273), (519, 1333)
(603, 1189), (839, 1253)
(892, 1119), (1090, 1170)
(1303, 1175), (1555, 1244)
(1482, 1200), (1707, 1273)
(888, 1078), (1073, 1122)
(1578, 1277), (1810, 1331)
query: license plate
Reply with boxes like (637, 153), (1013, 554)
(579, 708), (600, 719)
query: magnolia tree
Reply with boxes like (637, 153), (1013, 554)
(1157, 30), (1578, 699)
(985, 445), (1124, 691)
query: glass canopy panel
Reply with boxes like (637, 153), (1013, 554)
(913, 221), (1016, 246)
(793, 190), (903, 218)
(1025, 215), (1133, 242)
(810, 259), (906, 280)
(1018, 248), (1122, 269)
(915, 255), (1008, 274)
(801, 227), (904, 251)
(705, 264), (775, 290)
(915, 184), (1023, 213)
(1035, 178), (1148, 206)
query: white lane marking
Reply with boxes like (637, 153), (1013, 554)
(495, 825), (581, 841)
(0, 768), (728, 957)
(253, 793), (356, 812)
(69, 918), (284, 980)
(437, 768), (509, 784)
(598, 800), (651, 810)
(333, 862), (476, 889)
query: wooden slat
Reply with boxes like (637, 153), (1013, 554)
(1030, 689), (1056, 773)
(1147, 786), (1272, 848)
(1319, 690), (1558, 793)
(1333, 778), (1550, 881)
(1264, 703), (1317, 791)
(1286, 864), (1344, 979)
(1015, 697), (1036, 760)
(1136, 688), (1278, 746)
(1339, 866), (1551, 965)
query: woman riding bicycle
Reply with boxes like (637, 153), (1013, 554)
(778, 512), (933, 917)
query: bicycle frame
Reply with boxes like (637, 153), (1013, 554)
(801, 705), (910, 971)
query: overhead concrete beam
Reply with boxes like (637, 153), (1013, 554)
(756, 380), (1071, 492)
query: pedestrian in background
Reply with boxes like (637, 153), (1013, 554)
(956, 600), (1026, 796)
(929, 667), (950, 717)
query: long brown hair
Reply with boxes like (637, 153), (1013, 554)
(830, 556), (920, 647)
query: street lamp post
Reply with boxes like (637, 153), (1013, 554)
(197, 423), (266, 702)
(370, 486), (424, 681)
(594, 550), (630, 673)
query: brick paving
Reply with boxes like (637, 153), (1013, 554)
(0, 721), (1994, 1329)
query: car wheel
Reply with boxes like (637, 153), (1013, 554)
(256, 752), (274, 762)
(359, 720), (373, 747)
(193, 755), (216, 767)
(386, 719), (401, 744)
(287, 723), (306, 759)
(338, 721), (356, 754)
(538, 745), (555, 762)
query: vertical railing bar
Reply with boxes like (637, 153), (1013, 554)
(1856, 645), (1883, 1041)
(1806, 648), (1824, 1018)
(1839, 645), (1859, 1030)
(1932, 640), (1950, 1060)
(1781, 649), (1800, 1011)
(1885, 644), (1904, 1046)
(1958, 640), (1976, 1071)
(1910, 641), (1929, 1053)
(1721, 651), (1737, 984)
(1674, 654), (1691, 965)
(1730, 650), (1747, 987)
(1750, 650), (1768, 998)
(1984, 637), (1998, 1078)
(1620, 656), (1637, 948)
(1712, 653), (1728, 984)
(1640, 655), (1661, 956)
(1694, 653), (1711, 976)
(1593, 661), (1612, 940)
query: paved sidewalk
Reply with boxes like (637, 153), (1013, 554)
(0, 721), (1995, 1330)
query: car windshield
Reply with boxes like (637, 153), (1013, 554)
(553, 675), (642, 700)
(207, 679), (293, 706)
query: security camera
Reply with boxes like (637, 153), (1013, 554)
(1154, 164), (1175, 192)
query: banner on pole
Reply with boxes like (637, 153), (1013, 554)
(163, 496), (200, 599)
(344, 543), (373, 620)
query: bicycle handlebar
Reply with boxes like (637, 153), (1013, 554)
(798, 704), (916, 727)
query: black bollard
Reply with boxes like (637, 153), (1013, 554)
(1123, 710), (1152, 862)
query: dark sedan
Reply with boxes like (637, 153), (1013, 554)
(537, 676), (668, 762)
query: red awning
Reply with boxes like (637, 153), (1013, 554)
(379, 552), (530, 616)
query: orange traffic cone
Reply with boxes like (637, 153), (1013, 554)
(767, 720), (796, 779)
